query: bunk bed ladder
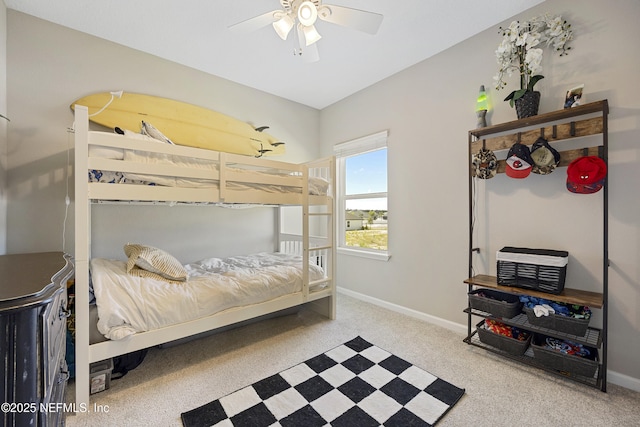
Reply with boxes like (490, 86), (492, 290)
(278, 158), (336, 319)
(302, 163), (310, 300)
(307, 158), (336, 319)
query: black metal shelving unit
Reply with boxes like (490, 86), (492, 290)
(465, 100), (609, 392)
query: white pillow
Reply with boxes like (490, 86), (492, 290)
(141, 121), (175, 144)
(124, 243), (188, 283)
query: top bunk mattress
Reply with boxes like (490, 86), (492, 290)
(87, 136), (330, 197)
(91, 252), (326, 340)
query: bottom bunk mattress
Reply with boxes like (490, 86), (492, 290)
(91, 252), (326, 340)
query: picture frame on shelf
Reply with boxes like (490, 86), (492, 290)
(564, 84), (585, 108)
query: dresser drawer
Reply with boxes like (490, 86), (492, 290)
(38, 359), (69, 427)
(41, 287), (68, 400)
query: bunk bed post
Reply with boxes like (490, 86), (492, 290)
(275, 206), (282, 253)
(302, 164), (310, 301)
(219, 152), (227, 202)
(73, 105), (91, 409)
(328, 156), (336, 319)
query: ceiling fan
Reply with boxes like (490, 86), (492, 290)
(229, 0), (383, 62)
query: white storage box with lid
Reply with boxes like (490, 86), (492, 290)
(496, 247), (569, 294)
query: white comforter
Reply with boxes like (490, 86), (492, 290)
(88, 145), (330, 195)
(91, 252), (325, 340)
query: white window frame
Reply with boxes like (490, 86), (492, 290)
(334, 130), (390, 261)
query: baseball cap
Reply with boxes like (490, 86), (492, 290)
(472, 148), (498, 179)
(505, 142), (534, 179)
(566, 156), (607, 194)
(530, 137), (561, 175)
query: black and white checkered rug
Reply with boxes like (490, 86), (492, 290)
(181, 336), (465, 426)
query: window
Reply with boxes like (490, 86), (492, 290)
(334, 131), (389, 260)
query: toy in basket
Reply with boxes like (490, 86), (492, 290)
(476, 319), (531, 356)
(468, 289), (522, 319)
(497, 247), (568, 294)
(520, 296), (591, 336)
(531, 334), (598, 377)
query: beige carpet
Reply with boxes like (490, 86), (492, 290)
(65, 293), (640, 426)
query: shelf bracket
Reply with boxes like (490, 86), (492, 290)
(570, 121), (576, 136)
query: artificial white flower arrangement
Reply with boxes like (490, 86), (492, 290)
(494, 14), (573, 107)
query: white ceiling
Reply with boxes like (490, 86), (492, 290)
(6, 0), (544, 109)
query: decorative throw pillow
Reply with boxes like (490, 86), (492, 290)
(141, 121), (175, 144)
(124, 243), (188, 283)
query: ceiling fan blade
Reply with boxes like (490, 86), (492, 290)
(317, 4), (383, 34)
(228, 10), (281, 33)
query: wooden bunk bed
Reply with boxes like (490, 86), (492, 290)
(73, 105), (335, 407)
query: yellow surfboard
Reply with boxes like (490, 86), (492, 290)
(70, 92), (285, 157)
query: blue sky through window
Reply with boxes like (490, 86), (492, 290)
(345, 148), (387, 210)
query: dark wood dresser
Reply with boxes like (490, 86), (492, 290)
(1, 252), (73, 427)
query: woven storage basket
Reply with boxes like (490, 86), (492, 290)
(469, 289), (522, 319)
(497, 247), (568, 294)
(476, 321), (530, 356)
(523, 307), (590, 336)
(531, 334), (598, 377)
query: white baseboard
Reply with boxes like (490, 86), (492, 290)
(337, 287), (640, 393)
(607, 370), (640, 392)
(337, 287), (467, 335)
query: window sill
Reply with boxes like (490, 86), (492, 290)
(337, 247), (391, 261)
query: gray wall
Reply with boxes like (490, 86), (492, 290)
(320, 0), (640, 389)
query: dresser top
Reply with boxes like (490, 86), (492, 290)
(0, 252), (72, 303)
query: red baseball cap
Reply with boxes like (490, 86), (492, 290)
(505, 143), (534, 179)
(566, 156), (607, 194)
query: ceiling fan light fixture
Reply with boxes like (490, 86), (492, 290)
(302, 24), (322, 46)
(297, 1), (318, 26)
(273, 13), (294, 40)
(229, 0), (384, 62)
